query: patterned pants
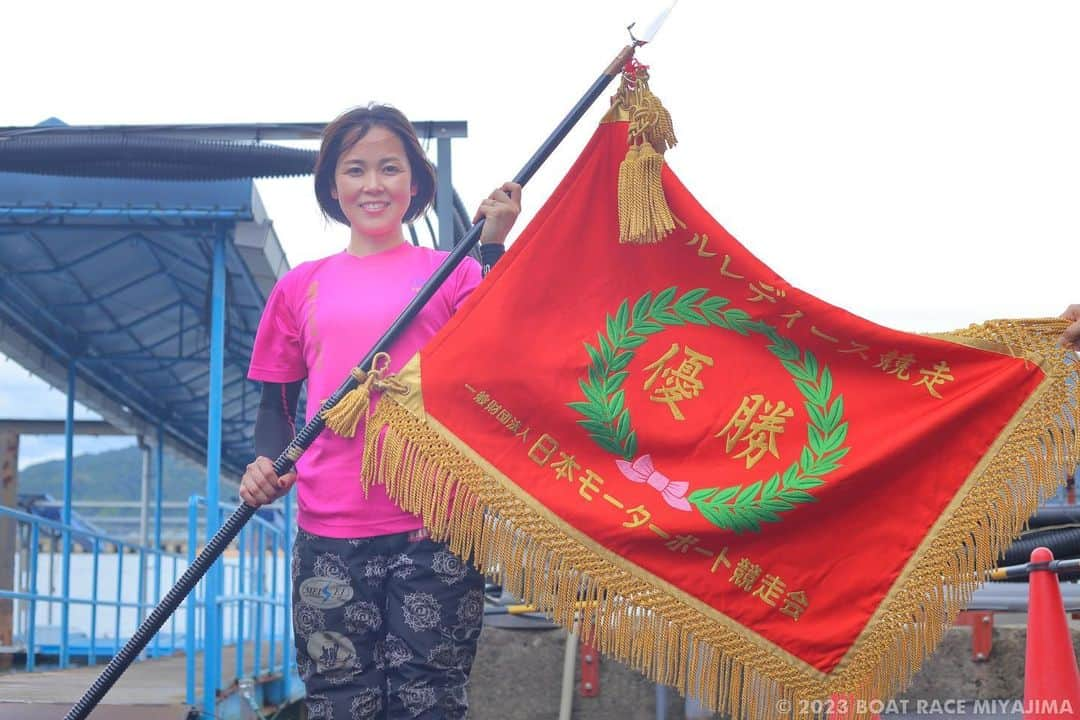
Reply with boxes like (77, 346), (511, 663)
(292, 527), (485, 719)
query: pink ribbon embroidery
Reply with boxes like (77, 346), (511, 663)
(615, 454), (692, 512)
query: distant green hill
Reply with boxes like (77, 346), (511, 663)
(18, 445), (228, 503)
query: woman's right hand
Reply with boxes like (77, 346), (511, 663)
(1061, 305), (1080, 352)
(240, 456), (297, 507)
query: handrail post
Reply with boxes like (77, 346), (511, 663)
(236, 521), (247, 681)
(282, 492), (293, 700)
(89, 538), (99, 666)
(153, 424), (164, 659)
(254, 524), (265, 677)
(185, 496), (198, 706)
(269, 531), (279, 676)
(27, 523), (39, 672)
(113, 542), (123, 657)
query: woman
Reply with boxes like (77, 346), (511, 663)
(240, 104), (521, 719)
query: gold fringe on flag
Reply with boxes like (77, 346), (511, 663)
(609, 61), (679, 245)
(362, 320), (1079, 719)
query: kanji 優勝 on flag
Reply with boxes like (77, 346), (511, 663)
(349, 65), (1080, 718)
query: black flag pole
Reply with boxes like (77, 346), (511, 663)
(64, 36), (649, 720)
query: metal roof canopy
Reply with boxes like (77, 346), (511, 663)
(0, 118), (472, 690)
(0, 120), (468, 142)
(0, 119), (473, 251)
(0, 171), (286, 478)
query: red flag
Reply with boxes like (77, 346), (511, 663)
(359, 71), (1079, 718)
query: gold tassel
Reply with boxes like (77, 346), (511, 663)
(321, 367), (373, 438)
(618, 143), (641, 243)
(613, 62), (679, 244)
(321, 352), (395, 438)
(638, 141), (675, 244)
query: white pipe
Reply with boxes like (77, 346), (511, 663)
(137, 437), (151, 646)
(558, 618), (579, 720)
(138, 437), (151, 552)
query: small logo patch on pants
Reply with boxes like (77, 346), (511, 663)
(299, 576), (354, 609)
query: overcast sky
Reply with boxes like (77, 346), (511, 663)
(4, 0), (1079, 468)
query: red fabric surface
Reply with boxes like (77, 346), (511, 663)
(417, 121), (1042, 673)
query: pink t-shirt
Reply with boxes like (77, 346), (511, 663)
(248, 244), (482, 538)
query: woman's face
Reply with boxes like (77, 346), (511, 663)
(331, 125), (417, 245)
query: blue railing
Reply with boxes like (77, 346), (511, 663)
(0, 493), (297, 717)
(0, 503), (190, 671)
(186, 494), (295, 715)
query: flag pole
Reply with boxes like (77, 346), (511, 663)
(65, 37), (646, 720)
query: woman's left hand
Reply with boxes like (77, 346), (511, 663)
(474, 181), (522, 245)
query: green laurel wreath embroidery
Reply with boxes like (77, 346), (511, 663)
(567, 287), (849, 533)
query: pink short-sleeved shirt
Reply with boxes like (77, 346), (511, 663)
(248, 243), (482, 538)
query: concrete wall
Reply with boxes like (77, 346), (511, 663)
(465, 621), (1080, 719)
(469, 625), (688, 720)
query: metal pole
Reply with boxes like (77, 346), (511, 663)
(991, 556), (1080, 580)
(47, 537), (54, 627)
(17, 521), (29, 656)
(436, 136), (453, 250)
(153, 423), (164, 658)
(138, 438), (150, 550)
(203, 226), (227, 716)
(185, 498), (197, 706)
(60, 361), (75, 669)
(0, 432), (18, 671)
(26, 524), (38, 672)
(558, 619), (579, 720)
(89, 539), (99, 666)
(64, 42), (637, 720)
(235, 523), (246, 681)
(137, 437), (150, 632)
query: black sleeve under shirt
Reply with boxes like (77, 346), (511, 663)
(253, 380), (302, 461)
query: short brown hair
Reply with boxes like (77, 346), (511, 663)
(313, 104), (437, 226)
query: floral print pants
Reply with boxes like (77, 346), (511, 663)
(292, 527), (485, 719)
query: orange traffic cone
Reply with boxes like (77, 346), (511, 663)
(1024, 547), (1080, 719)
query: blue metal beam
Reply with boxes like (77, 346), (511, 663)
(81, 353), (212, 364)
(116, 305), (205, 355)
(4, 285), (252, 477)
(0, 270), (85, 356)
(144, 233), (232, 279)
(31, 237), (157, 379)
(169, 373), (260, 409)
(6, 234), (133, 276)
(203, 224), (228, 716)
(0, 292), (219, 467)
(0, 219), (226, 233)
(138, 234), (214, 316)
(50, 270), (168, 309)
(0, 207), (249, 221)
(0, 119), (466, 141)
